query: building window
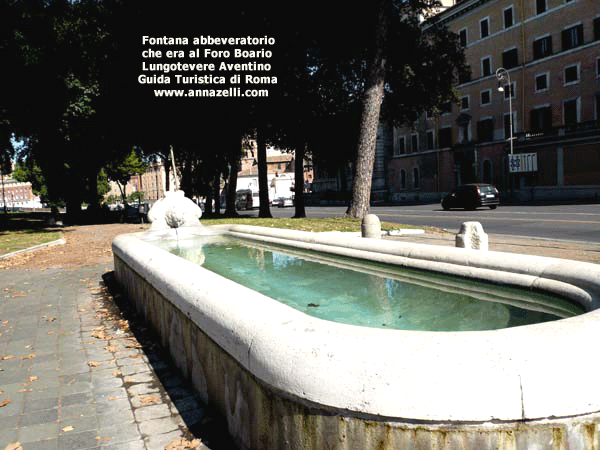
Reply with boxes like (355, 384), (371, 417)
(461, 95), (470, 110)
(438, 127), (453, 148)
(596, 93), (600, 120)
(480, 18), (489, 39)
(564, 98), (580, 125)
(504, 6), (514, 28)
(396, 136), (406, 155)
(530, 106), (552, 133)
(535, 73), (549, 92)
(411, 134), (418, 153)
(458, 122), (471, 143)
(594, 17), (600, 41)
(481, 56), (492, 77)
(459, 28), (467, 47)
(400, 169), (407, 189)
(413, 168), (420, 189)
(476, 118), (494, 142)
(597, 57), (600, 77)
(503, 81), (516, 100)
(426, 131), (435, 150)
(536, 0), (547, 14)
(562, 24), (584, 51)
(480, 89), (492, 106)
(564, 64), (580, 85)
(533, 35), (553, 60)
(502, 48), (519, 69)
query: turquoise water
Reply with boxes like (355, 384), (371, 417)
(157, 236), (583, 332)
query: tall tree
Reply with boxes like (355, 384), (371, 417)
(346, 0), (469, 218)
(346, 0), (389, 218)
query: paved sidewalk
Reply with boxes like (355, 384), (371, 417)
(386, 231), (600, 263)
(0, 265), (232, 450)
(1, 225), (598, 450)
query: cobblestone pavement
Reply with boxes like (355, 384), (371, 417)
(0, 264), (234, 450)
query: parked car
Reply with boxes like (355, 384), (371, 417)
(442, 184), (500, 210)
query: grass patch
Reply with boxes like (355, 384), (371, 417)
(0, 214), (62, 255)
(200, 216), (424, 233)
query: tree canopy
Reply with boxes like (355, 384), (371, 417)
(1, 0), (466, 220)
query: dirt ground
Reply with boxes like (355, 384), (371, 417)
(0, 223), (148, 270)
(2, 222), (599, 270)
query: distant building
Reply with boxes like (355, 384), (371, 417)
(106, 161), (174, 204)
(0, 175), (41, 209)
(237, 141), (313, 200)
(389, 0), (600, 203)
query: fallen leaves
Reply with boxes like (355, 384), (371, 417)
(19, 353), (36, 360)
(139, 395), (160, 405)
(91, 329), (111, 340)
(4, 442), (23, 450)
(61, 425), (74, 432)
(1, 355), (15, 360)
(88, 361), (100, 367)
(165, 438), (202, 450)
(125, 340), (142, 349)
(0, 399), (11, 408)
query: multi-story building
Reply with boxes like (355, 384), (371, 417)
(107, 160), (172, 204)
(0, 175), (41, 209)
(388, 0), (600, 203)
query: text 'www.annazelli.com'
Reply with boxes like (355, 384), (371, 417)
(153, 88), (269, 98)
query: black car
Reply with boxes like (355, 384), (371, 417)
(441, 184), (500, 210)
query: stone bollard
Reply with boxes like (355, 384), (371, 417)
(456, 221), (488, 251)
(362, 214), (381, 239)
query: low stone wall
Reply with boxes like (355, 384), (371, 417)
(113, 227), (600, 449)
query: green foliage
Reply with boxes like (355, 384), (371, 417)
(12, 160), (49, 202)
(127, 191), (144, 203)
(1, 0), (466, 218)
(104, 149), (147, 187)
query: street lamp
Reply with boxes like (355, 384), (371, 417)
(496, 67), (514, 156)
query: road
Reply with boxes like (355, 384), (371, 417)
(246, 203), (600, 244)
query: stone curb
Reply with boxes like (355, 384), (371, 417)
(0, 237), (66, 260)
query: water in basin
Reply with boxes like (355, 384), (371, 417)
(156, 236), (583, 332)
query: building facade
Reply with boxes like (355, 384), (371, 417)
(0, 175), (41, 209)
(107, 160), (172, 204)
(388, 0), (600, 203)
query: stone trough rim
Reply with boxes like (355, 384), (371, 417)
(112, 224), (600, 425)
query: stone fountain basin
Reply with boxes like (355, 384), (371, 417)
(112, 224), (600, 449)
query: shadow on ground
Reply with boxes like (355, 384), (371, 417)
(98, 271), (239, 450)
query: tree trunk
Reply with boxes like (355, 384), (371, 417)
(293, 140), (306, 218)
(164, 156), (171, 193)
(346, 0), (388, 219)
(205, 183), (213, 216)
(224, 132), (241, 217)
(213, 172), (221, 216)
(257, 128), (272, 218)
